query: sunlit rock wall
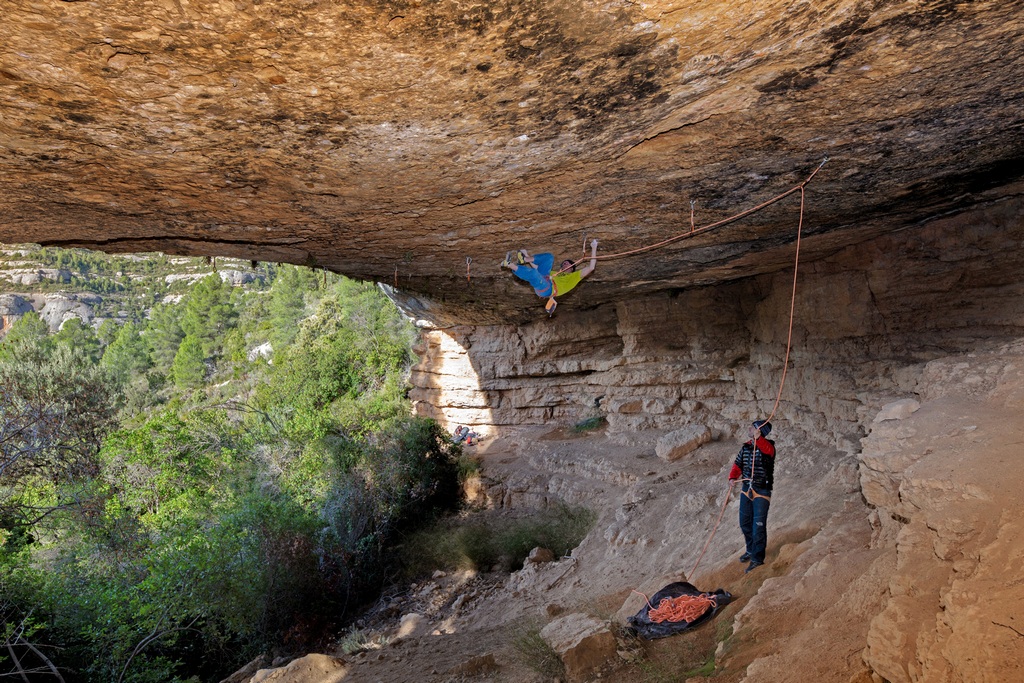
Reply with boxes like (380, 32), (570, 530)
(858, 351), (1024, 682)
(410, 192), (1024, 446)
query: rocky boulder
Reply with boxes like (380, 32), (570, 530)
(247, 654), (347, 683)
(656, 425), (713, 461)
(37, 293), (100, 331)
(219, 269), (261, 287)
(0, 293), (33, 334)
(539, 613), (616, 682)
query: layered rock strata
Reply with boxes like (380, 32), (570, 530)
(408, 194), (1024, 446)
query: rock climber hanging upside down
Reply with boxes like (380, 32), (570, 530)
(501, 238), (599, 314)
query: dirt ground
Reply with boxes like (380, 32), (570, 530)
(243, 337), (1024, 683)
(241, 415), (884, 683)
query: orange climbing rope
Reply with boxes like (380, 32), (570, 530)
(687, 479), (738, 578)
(761, 180), (807, 424)
(632, 590), (718, 624)
(554, 157), (828, 276)
(682, 159), (825, 580)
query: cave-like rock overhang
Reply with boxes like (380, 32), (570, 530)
(2, 0), (1023, 323)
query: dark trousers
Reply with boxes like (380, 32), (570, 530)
(739, 486), (771, 563)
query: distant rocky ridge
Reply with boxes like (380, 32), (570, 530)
(0, 292), (99, 334)
(0, 246), (268, 334)
(0, 267), (71, 286)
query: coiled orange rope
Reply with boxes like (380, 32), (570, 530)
(632, 590), (717, 624)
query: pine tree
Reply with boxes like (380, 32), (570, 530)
(101, 321), (152, 382)
(147, 302), (185, 371)
(267, 265), (316, 349)
(181, 274), (238, 356)
(171, 334), (206, 389)
(53, 318), (102, 364)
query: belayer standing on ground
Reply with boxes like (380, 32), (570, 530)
(501, 239), (598, 314)
(728, 420), (776, 573)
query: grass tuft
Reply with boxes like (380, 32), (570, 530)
(572, 415), (607, 433)
(399, 503), (596, 576)
(508, 619), (564, 678)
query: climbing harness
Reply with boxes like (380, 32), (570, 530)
(742, 487), (772, 502)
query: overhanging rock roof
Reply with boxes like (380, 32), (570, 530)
(2, 0), (1022, 322)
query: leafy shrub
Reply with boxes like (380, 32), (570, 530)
(315, 418), (461, 613)
(573, 415), (607, 433)
(0, 345), (119, 523)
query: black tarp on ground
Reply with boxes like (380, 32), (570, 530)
(625, 581), (732, 640)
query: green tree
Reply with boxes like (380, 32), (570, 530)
(100, 410), (226, 525)
(101, 322), (152, 383)
(146, 303), (184, 371)
(52, 318), (101, 364)
(97, 318), (120, 347)
(170, 335), (206, 389)
(181, 275), (238, 356)
(0, 312), (51, 363)
(0, 346), (118, 524)
(266, 265), (317, 349)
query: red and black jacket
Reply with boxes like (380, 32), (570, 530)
(729, 436), (776, 492)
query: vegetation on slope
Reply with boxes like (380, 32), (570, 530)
(0, 248), (461, 682)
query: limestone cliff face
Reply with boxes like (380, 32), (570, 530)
(4, 2), (1024, 679)
(857, 353), (1024, 683)
(2, 0), (1023, 321)
(408, 193), (1024, 444)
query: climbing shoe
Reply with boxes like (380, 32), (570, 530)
(517, 250), (528, 265)
(744, 560), (763, 574)
(739, 553), (751, 563)
(545, 297), (557, 316)
(501, 252), (514, 268)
